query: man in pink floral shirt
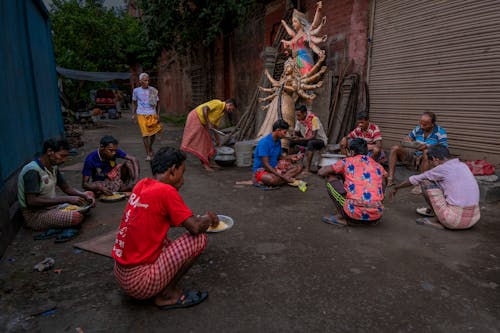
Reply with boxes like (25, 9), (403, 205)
(319, 138), (388, 226)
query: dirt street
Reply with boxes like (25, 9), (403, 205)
(1, 115), (499, 332)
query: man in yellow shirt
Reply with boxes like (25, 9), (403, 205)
(181, 99), (236, 171)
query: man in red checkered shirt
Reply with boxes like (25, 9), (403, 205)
(340, 112), (385, 163)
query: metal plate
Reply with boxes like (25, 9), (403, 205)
(207, 215), (234, 233)
(100, 192), (127, 202)
(58, 203), (92, 214)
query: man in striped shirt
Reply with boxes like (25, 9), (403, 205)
(387, 112), (448, 189)
(340, 112), (385, 163)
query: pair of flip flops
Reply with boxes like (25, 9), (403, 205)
(321, 215), (347, 227)
(157, 290), (208, 310)
(34, 228), (80, 243)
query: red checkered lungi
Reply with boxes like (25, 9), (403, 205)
(113, 233), (207, 299)
(426, 187), (480, 229)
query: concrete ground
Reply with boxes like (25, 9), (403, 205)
(1, 114), (499, 333)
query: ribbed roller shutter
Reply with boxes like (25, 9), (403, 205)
(369, 0), (500, 163)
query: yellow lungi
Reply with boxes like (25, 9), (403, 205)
(137, 115), (162, 137)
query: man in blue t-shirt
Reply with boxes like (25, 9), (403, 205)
(253, 120), (302, 186)
(82, 135), (140, 195)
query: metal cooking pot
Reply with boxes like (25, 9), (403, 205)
(215, 146), (235, 155)
(319, 153), (346, 167)
(214, 146), (236, 167)
(214, 154), (236, 166)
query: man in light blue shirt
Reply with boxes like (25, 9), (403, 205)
(387, 111), (448, 189)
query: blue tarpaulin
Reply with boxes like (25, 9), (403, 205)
(56, 66), (131, 81)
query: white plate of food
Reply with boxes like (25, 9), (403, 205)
(58, 203), (92, 214)
(100, 192), (127, 202)
(207, 215), (234, 233)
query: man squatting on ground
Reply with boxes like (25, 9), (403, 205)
(253, 119), (303, 186)
(389, 144), (480, 230)
(132, 72), (162, 161)
(112, 147), (219, 310)
(289, 105), (328, 176)
(340, 111), (386, 163)
(82, 135), (140, 196)
(318, 138), (387, 226)
(18, 138), (94, 231)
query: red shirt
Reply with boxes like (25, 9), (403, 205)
(332, 155), (387, 221)
(348, 122), (382, 144)
(112, 178), (193, 266)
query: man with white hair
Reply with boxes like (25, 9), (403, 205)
(132, 73), (162, 161)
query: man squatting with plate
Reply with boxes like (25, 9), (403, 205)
(17, 138), (95, 231)
(253, 119), (303, 187)
(81, 135), (140, 196)
(113, 147), (219, 310)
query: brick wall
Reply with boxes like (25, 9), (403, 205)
(303, 0), (369, 77)
(154, 0), (370, 118)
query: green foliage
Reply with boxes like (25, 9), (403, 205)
(160, 114), (188, 126)
(137, 0), (257, 55)
(49, 0), (155, 108)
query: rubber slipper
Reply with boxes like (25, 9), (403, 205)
(253, 183), (280, 191)
(54, 228), (80, 243)
(411, 186), (423, 195)
(416, 218), (444, 230)
(321, 215), (347, 227)
(416, 207), (435, 217)
(157, 290), (208, 310)
(34, 228), (63, 240)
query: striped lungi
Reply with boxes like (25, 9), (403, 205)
(113, 233), (207, 300)
(426, 187), (480, 229)
(180, 110), (215, 166)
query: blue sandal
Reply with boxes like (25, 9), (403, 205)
(253, 183), (280, 191)
(157, 290), (208, 310)
(321, 215), (347, 227)
(54, 228), (80, 243)
(34, 228), (63, 240)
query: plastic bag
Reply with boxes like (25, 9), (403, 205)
(465, 160), (495, 176)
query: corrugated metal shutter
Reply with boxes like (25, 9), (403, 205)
(369, 0), (500, 163)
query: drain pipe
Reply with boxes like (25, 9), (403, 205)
(366, 0), (376, 84)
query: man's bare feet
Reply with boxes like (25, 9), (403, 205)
(203, 164), (215, 171)
(387, 176), (395, 187)
(296, 170), (310, 179)
(154, 288), (183, 307)
(209, 163), (222, 170)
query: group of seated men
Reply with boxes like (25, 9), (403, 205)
(251, 106), (480, 229)
(17, 135), (140, 242)
(16, 108), (481, 311)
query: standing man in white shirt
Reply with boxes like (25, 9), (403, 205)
(132, 73), (162, 161)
